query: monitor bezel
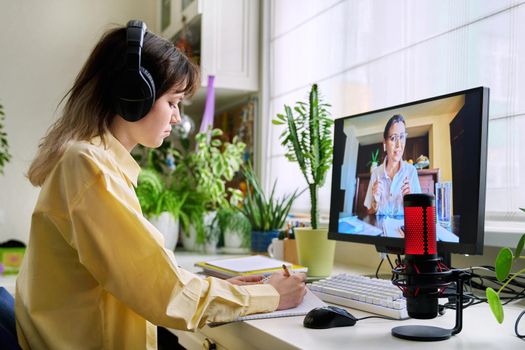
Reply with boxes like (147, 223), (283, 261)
(328, 86), (489, 255)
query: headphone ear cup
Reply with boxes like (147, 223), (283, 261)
(114, 67), (156, 122)
(138, 66), (156, 116)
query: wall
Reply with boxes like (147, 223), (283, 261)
(264, 1), (525, 263)
(0, 0), (156, 243)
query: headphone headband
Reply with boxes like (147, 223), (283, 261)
(125, 20), (146, 71)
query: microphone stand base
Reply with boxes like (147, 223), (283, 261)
(391, 270), (466, 341)
(392, 325), (452, 341)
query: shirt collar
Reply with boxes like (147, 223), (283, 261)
(381, 156), (407, 179)
(91, 132), (141, 187)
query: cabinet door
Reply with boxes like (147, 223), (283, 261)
(201, 0), (259, 91)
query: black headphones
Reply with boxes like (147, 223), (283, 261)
(114, 20), (156, 122)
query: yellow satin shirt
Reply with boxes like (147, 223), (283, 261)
(15, 133), (279, 349)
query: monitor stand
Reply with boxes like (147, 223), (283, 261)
(375, 245), (452, 268)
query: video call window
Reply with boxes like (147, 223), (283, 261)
(337, 94), (466, 243)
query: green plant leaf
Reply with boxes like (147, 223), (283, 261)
(486, 287), (504, 323)
(515, 234), (525, 259)
(495, 247), (513, 282)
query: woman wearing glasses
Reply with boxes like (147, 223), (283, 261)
(364, 114), (421, 216)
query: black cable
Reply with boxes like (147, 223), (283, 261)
(357, 315), (409, 321)
(386, 254), (394, 269)
(515, 310), (525, 339)
(375, 258), (384, 279)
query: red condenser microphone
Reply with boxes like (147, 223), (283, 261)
(401, 193), (447, 319)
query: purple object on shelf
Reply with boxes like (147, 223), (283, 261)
(199, 75), (216, 135)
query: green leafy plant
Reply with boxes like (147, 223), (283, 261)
(366, 148), (380, 167)
(238, 164), (302, 232)
(176, 182), (210, 244)
(272, 84), (333, 229)
(174, 128), (246, 211)
(0, 102), (12, 175)
(169, 128), (246, 244)
(486, 209), (525, 324)
(136, 168), (186, 220)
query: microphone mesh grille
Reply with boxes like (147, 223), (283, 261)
(404, 206), (437, 255)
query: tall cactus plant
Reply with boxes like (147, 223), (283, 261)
(272, 84), (333, 229)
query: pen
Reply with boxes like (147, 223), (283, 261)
(260, 265), (291, 284)
(282, 264), (291, 277)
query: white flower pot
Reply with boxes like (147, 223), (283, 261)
(224, 229), (244, 248)
(149, 212), (179, 251)
(205, 238), (219, 254)
(182, 225), (203, 252)
(370, 162), (378, 173)
(181, 211), (218, 252)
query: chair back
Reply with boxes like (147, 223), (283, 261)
(0, 287), (20, 350)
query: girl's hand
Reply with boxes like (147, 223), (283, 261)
(267, 272), (307, 310)
(372, 179), (383, 202)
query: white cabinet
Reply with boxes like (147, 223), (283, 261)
(200, 0), (259, 91)
(158, 0), (259, 92)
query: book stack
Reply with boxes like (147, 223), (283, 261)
(195, 255), (308, 279)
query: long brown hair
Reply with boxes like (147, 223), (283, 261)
(27, 24), (199, 186)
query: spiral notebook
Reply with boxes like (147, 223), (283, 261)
(208, 288), (325, 327)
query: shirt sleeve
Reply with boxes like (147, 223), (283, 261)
(66, 170), (279, 330)
(409, 166), (422, 193)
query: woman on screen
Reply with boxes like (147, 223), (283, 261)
(364, 114), (421, 216)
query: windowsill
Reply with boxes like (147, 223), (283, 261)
(484, 220), (525, 247)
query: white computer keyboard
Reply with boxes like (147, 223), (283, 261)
(308, 273), (408, 319)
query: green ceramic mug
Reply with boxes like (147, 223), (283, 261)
(294, 227), (336, 277)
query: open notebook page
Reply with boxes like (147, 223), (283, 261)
(208, 289), (326, 327)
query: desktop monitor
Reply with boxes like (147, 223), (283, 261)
(329, 87), (489, 256)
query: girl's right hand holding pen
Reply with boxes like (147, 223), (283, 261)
(267, 270), (307, 310)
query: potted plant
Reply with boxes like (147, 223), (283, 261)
(238, 164), (301, 253)
(172, 127), (246, 252)
(367, 148), (380, 173)
(0, 102), (12, 175)
(486, 210), (525, 331)
(217, 207), (251, 253)
(272, 84), (335, 276)
(136, 168), (186, 251)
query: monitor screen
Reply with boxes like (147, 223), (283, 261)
(328, 87), (489, 255)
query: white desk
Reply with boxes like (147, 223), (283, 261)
(2, 252), (523, 349)
(171, 301), (524, 349)
(169, 252), (525, 350)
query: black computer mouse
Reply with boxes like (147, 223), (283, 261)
(303, 306), (358, 329)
